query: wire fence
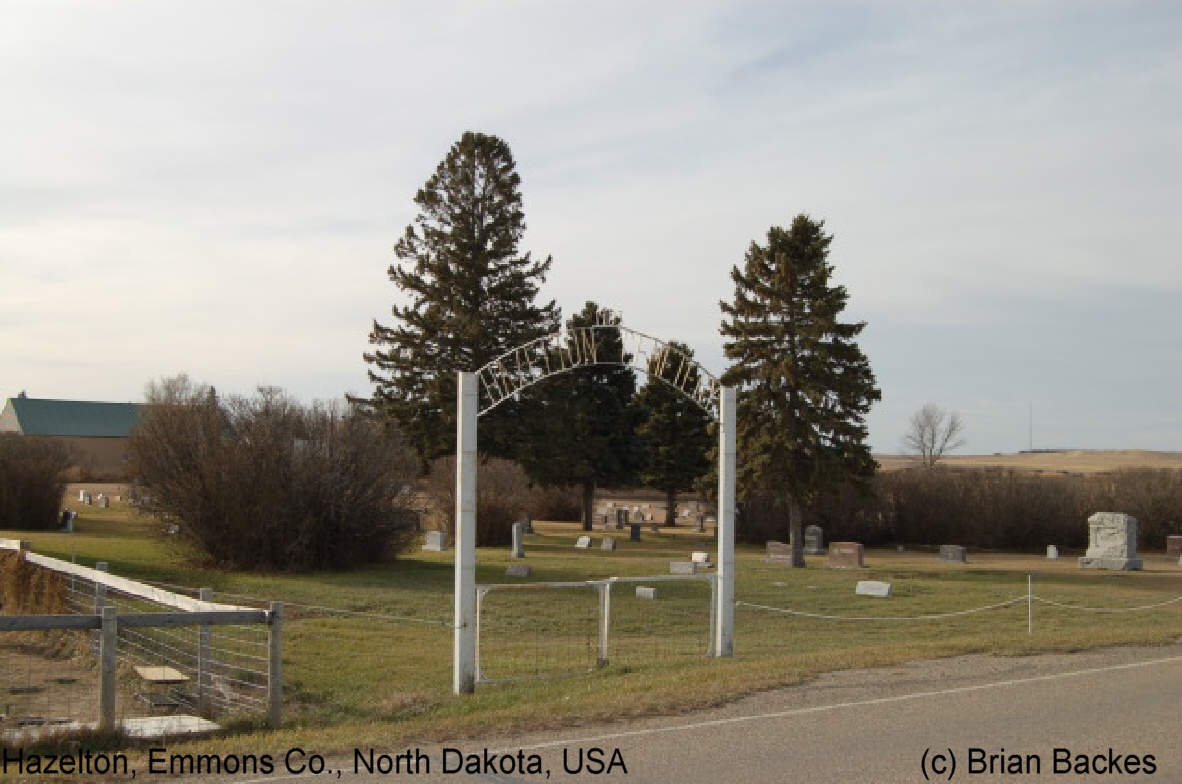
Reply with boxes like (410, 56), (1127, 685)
(475, 575), (715, 684)
(0, 541), (278, 736)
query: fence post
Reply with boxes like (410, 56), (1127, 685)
(99, 605), (117, 731)
(707, 574), (718, 657)
(597, 581), (612, 667)
(197, 587), (213, 711)
(1027, 574), (1033, 636)
(267, 601), (283, 729)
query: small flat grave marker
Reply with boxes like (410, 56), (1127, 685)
(575, 536), (592, 549)
(505, 564), (532, 578)
(636, 586), (656, 600)
(670, 561), (699, 575)
(690, 551), (712, 567)
(601, 537), (617, 551)
(422, 531), (448, 552)
(1046, 545), (1060, 560)
(855, 580), (892, 598)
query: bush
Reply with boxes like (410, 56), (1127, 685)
(420, 458), (582, 545)
(0, 435), (71, 530)
(129, 377), (418, 570)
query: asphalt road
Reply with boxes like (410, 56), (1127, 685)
(185, 642), (1182, 784)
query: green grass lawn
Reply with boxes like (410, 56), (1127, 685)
(5, 501), (1182, 757)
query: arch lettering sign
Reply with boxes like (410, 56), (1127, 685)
(475, 314), (720, 417)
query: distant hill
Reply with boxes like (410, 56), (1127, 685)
(875, 449), (1182, 475)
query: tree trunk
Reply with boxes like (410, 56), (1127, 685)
(665, 489), (677, 525)
(787, 495), (806, 568)
(582, 481), (595, 531)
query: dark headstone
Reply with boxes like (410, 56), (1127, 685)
(629, 523), (642, 542)
(827, 542), (864, 569)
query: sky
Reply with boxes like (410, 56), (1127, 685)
(3, 1), (1180, 454)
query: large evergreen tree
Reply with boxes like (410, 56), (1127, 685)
(636, 341), (712, 524)
(720, 215), (880, 566)
(518, 302), (644, 530)
(363, 132), (560, 461)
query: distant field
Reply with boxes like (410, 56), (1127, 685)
(875, 449), (1182, 474)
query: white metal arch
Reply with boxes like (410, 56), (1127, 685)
(453, 317), (736, 694)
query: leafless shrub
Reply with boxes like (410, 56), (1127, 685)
(0, 434), (71, 530)
(129, 376), (418, 570)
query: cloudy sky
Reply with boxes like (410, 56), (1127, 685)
(3, 1), (1180, 454)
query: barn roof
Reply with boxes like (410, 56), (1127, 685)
(1, 397), (142, 438)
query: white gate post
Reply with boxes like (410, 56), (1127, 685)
(716, 386), (736, 657)
(454, 372), (478, 694)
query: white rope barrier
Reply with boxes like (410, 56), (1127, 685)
(736, 597), (1027, 621)
(1032, 595), (1182, 613)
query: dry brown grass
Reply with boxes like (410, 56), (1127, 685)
(876, 449), (1182, 475)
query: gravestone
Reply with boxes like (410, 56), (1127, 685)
(855, 580), (892, 598)
(691, 551), (712, 567)
(421, 531), (448, 552)
(1167, 536), (1182, 558)
(1079, 512), (1142, 570)
(670, 561), (699, 575)
(511, 522), (525, 559)
(629, 523), (642, 542)
(616, 509), (629, 528)
(98, 495), (110, 509)
(600, 515), (612, 531)
(83, 492), (92, 505)
(939, 545), (968, 564)
(695, 515), (705, 533)
(601, 537), (617, 551)
(636, 586), (657, 600)
(575, 536), (592, 549)
(522, 515), (533, 534)
(1046, 545), (1060, 560)
(649, 523), (660, 534)
(78, 489), (87, 501)
(766, 540), (793, 564)
(803, 525), (825, 555)
(112, 495), (121, 502)
(505, 564), (532, 578)
(827, 542), (864, 569)
(896, 544), (906, 553)
(59, 510), (76, 533)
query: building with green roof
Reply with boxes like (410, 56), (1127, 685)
(1, 394), (143, 478)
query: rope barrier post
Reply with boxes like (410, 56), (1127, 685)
(597, 581), (611, 667)
(1027, 574), (1033, 636)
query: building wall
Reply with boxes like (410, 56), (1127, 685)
(55, 436), (132, 480)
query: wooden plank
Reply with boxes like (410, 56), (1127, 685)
(119, 611), (268, 628)
(0, 614), (100, 631)
(135, 666), (188, 684)
(20, 552), (252, 612)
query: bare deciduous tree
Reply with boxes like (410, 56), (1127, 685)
(903, 403), (966, 468)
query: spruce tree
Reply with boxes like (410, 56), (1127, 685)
(363, 131), (560, 461)
(635, 341), (712, 524)
(517, 302), (644, 530)
(720, 215), (880, 566)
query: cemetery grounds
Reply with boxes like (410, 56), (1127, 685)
(4, 495), (1182, 760)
